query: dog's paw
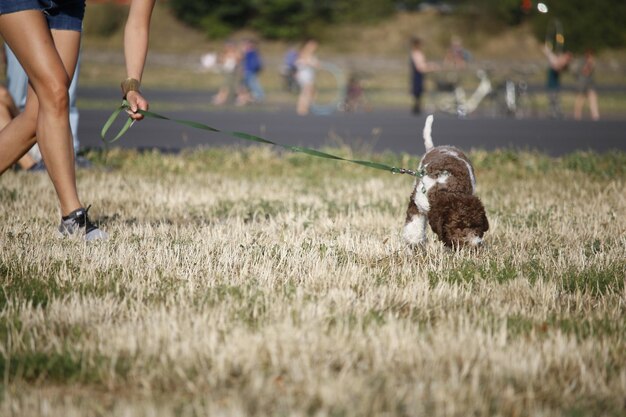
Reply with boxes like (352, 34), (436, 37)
(404, 240), (428, 255)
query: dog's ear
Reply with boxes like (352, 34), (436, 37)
(430, 193), (488, 248)
(428, 204), (450, 246)
(469, 196), (489, 235)
(480, 203), (489, 233)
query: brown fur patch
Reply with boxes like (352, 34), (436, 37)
(427, 189), (489, 248)
(405, 188), (420, 223)
(421, 146), (474, 194)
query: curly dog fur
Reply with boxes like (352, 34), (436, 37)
(403, 115), (489, 249)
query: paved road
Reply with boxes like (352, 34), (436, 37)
(78, 88), (625, 157)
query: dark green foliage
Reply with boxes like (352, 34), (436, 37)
(528, 0), (626, 52)
(168, 0), (253, 38)
(167, 0), (396, 39)
(167, 0), (251, 29)
(420, 0), (626, 51)
(167, 0), (626, 50)
(249, 0), (332, 40)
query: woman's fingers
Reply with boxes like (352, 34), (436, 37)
(125, 91), (149, 120)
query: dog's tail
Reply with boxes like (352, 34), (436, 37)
(423, 114), (434, 151)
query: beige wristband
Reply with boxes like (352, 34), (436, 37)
(121, 78), (141, 98)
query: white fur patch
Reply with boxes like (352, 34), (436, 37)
(414, 171), (450, 212)
(470, 236), (483, 246)
(423, 115), (434, 151)
(403, 214), (427, 245)
(414, 185), (430, 212)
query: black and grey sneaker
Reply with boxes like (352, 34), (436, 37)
(58, 206), (108, 241)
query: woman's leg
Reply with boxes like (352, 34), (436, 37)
(297, 84), (313, 115)
(588, 89), (600, 121)
(573, 92), (584, 120)
(0, 85), (36, 170)
(0, 10), (81, 216)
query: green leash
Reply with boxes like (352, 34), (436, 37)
(101, 101), (421, 178)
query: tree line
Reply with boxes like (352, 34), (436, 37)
(166, 0), (626, 52)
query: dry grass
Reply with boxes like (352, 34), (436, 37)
(1, 147), (625, 417)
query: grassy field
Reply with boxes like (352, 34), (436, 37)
(1, 147), (625, 416)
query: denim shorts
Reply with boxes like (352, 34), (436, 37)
(0, 0), (85, 32)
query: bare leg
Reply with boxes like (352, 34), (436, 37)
(0, 83), (38, 170)
(573, 93), (584, 120)
(0, 87), (16, 135)
(297, 84), (314, 115)
(0, 85), (19, 118)
(0, 11), (81, 216)
(212, 87), (228, 105)
(548, 91), (562, 119)
(588, 89), (600, 120)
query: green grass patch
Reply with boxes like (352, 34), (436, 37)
(0, 186), (18, 203)
(0, 351), (133, 384)
(560, 264), (626, 296)
(506, 313), (626, 340)
(473, 149), (626, 180)
(428, 258), (519, 287)
(0, 264), (67, 309)
(0, 352), (86, 383)
(562, 151), (626, 179)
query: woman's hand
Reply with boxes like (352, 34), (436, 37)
(125, 90), (148, 121)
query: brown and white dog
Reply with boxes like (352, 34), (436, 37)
(403, 115), (489, 249)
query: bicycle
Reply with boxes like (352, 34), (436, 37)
(430, 69), (493, 117)
(491, 68), (539, 119)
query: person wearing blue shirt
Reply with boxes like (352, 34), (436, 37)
(242, 39), (265, 103)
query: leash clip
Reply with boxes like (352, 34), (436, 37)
(393, 167), (421, 177)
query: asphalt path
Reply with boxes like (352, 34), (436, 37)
(78, 88), (625, 157)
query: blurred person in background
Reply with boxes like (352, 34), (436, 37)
(443, 35), (471, 71)
(295, 39), (319, 116)
(573, 49), (600, 120)
(439, 35), (470, 92)
(342, 72), (370, 113)
(212, 40), (241, 106)
(281, 44), (299, 93)
(410, 36), (439, 115)
(543, 43), (572, 119)
(240, 38), (264, 104)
